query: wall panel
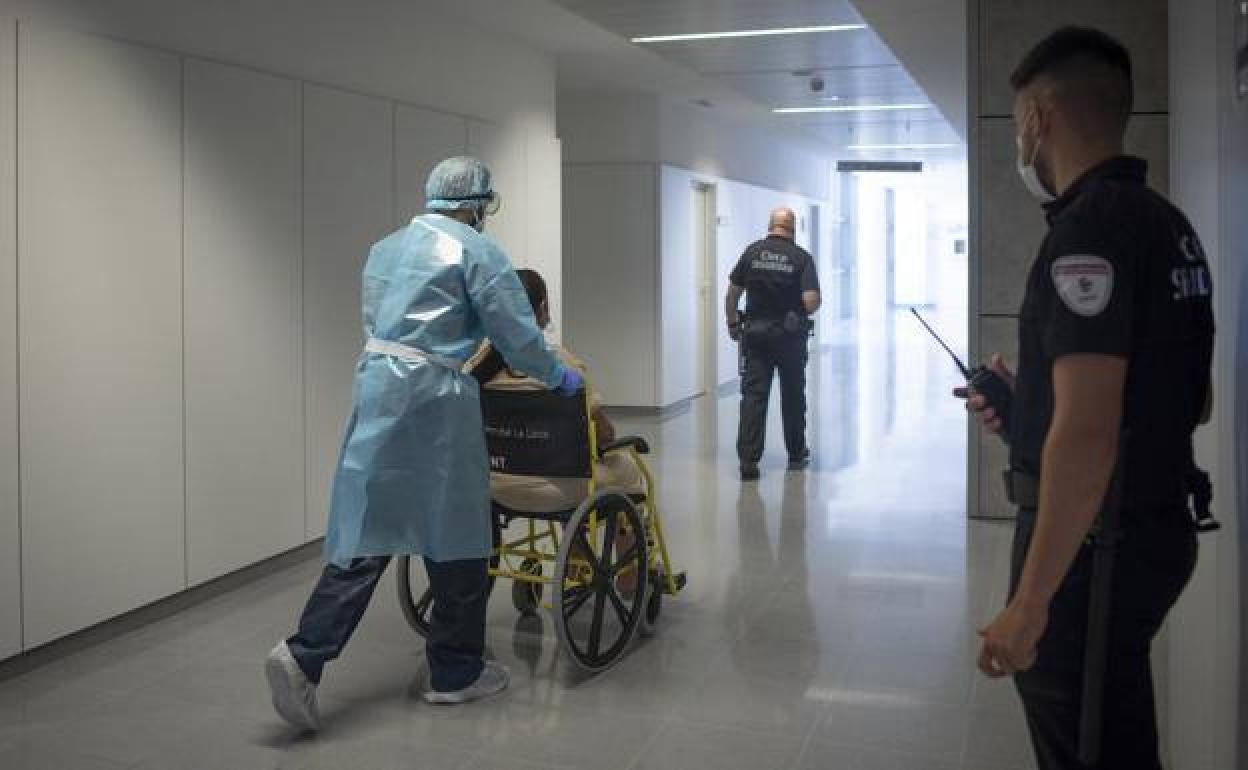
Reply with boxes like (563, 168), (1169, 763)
(183, 60), (302, 585)
(18, 23), (185, 646)
(468, 120), (525, 262)
(0, 17), (18, 659)
(979, 0), (1168, 116)
(394, 105), (466, 224)
(524, 135), (563, 338)
(302, 85), (393, 541)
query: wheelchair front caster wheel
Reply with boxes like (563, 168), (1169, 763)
(512, 558), (543, 615)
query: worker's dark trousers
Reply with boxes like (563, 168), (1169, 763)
(287, 555), (490, 692)
(1009, 508), (1197, 770)
(737, 331), (808, 465)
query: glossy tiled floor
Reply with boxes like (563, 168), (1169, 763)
(0, 309), (1039, 770)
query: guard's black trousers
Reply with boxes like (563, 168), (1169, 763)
(1010, 508), (1198, 770)
(737, 331), (808, 465)
(287, 555), (490, 693)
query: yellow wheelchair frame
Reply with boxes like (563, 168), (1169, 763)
(397, 379), (686, 672)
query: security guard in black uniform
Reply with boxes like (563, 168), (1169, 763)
(961, 28), (1215, 770)
(726, 208), (821, 481)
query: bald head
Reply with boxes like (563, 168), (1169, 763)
(768, 208), (796, 239)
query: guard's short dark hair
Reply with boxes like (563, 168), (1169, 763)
(1010, 26), (1133, 135)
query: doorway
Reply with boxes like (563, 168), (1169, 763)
(693, 182), (717, 397)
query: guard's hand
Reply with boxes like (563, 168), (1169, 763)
(555, 368), (584, 397)
(977, 599), (1047, 678)
(953, 354), (1014, 434)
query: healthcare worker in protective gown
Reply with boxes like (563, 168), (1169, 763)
(264, 156), (582, 731)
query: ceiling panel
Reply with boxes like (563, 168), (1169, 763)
(552, 0), (864, 35)
(551, 0), (959, 149)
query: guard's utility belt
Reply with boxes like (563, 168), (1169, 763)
(744, 313), (813, 338)
(1002, 465), (1222, 533)
(364, 338), (463, 370)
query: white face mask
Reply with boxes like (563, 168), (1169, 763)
(1016, 126), (1056, 204)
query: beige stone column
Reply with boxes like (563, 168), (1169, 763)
(968, 0), (1170, 518)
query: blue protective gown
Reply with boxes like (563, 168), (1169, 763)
(323, 214), (565, 568)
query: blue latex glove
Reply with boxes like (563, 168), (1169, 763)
(556, 367), (584, 397)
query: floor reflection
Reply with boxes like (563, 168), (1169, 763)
(0, 312), (1037, 770)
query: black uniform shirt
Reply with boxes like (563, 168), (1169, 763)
(730, 235), (820, 320)
(1009, 156), (1215, 511)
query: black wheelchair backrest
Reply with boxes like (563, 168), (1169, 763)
(481, 388), (593, 479)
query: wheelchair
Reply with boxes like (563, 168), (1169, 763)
(396, 384), (687, 672)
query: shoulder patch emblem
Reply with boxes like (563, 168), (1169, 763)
(1051, 255), (1113, 317)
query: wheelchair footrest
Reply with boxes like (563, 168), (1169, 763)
(664, 571), (688, 595)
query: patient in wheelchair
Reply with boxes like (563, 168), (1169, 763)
(467, 268), (647, 514)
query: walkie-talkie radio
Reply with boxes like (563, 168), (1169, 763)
(910, 309), (1014, 437)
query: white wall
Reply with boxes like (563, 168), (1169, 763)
(563, 164), (659, 407)
(1167, 0), (1246, 767)
(659, 99), (830, 203)
(303, 86), (394, 542)
(18, 23), (187, 646)
(659, 168), (700, 405)
(557, 92), (660, 167)
(183, 60), (304, 586)
(0, 3), (559, 655)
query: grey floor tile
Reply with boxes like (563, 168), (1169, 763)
(628, 720), (806, 770)
(474, 704), (664, 770)
(0, 743), (132, 770)
(461, 753), (581, 770)
(672, 669), (829, 737)
(796, 739), (960, 770)
(815, 700), (968, 763)
(962, 705), (1037, 770)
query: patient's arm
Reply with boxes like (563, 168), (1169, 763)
(592, 407), (616, 446)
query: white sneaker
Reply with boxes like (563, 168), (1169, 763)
(265, 641), (320, 731)
(422, 661), (510, 705)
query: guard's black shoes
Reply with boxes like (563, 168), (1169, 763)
(787, 450), (811, 472)
(740, 463), (760, 481)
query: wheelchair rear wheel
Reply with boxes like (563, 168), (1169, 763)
(397, 523), (501, 639)
(553, 492), (648, 672)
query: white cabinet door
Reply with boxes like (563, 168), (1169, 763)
(302, 85), (393, 541)
(18, 23), (185, 646)
(184, 60), (303, 585)
(0, 16), (19, 659)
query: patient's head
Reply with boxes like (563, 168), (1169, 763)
(515, 268), (550, 330)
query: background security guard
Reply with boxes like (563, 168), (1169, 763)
(962, 28), (1214, 769)
(726, 208), (820, 481)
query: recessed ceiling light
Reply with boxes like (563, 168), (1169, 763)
(632, 24), (865, 44)
(773, 104), (929, 114)
(847, 143), (960, 150)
